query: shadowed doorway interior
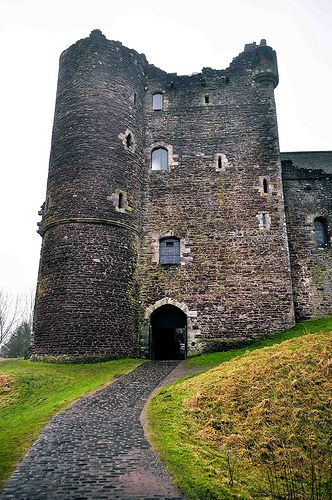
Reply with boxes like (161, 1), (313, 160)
(150, 305), (187, 360)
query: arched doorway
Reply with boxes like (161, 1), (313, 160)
(150, 305), (187, 360)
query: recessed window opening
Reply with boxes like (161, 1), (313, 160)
(151, 148), (168, 171)
(133, 93), (137, 105)
(314, 217), (328, 246)
(262, 213), (267, 227)
(126, 133), (133, 148)
(159, 237), (180, 265)
(263, 178), (269, 194)
(218, 156), (222, 169)
(118, 192), (125, 209)
(152, 93), (163, 110)
(204, 95), (210, 103)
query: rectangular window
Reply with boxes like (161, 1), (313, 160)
(152, 93), (163, 110)
(160, 238), (180, 265)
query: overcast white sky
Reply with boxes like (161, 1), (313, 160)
(0, 0), (331, 299)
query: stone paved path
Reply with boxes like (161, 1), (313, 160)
(1, 361), (184, 499)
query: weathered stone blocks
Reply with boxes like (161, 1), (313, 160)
(33, 32), (331, 361)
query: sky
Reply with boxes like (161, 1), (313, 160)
(0, 0), (331, 299)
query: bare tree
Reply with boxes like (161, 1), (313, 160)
(0, 290), (33, 346)
(21, 290), (34, 329)
(0, 321), (32, 358)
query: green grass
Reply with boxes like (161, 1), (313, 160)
(1, 318), (331, 494)
(148, 317), (332, 499)
(185, 316), (332, 370)
(0, 358), (143, 488)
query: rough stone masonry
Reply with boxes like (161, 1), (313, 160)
(32, 30), (332, 361)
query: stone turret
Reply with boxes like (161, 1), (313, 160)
(33, 30), (148, 360)
(251, 40), (279, 91)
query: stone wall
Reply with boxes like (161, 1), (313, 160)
(282, 156), (332, 319)
(281, 151), (332, 174)
(139, 44), (295, 354)
(33, 30), (147, 360)
(35, 31), (332, 361)
(34, 224), (139, 360)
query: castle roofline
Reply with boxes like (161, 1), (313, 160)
(60, 30), (278, 86)
(281, 151), (332, 174)
(281, 150), (332, 154)
(60, 29), (148, 68)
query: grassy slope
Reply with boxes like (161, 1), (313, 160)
(148, 318), (332, 499)
(0, 358), (143, 488)
(186, 317), (332, 370)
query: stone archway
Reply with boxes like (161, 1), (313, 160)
(150, 304), (187, 360)
(144, 297), (190, 318)
(143, 297), (198, 359)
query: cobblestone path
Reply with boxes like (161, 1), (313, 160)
(1, 361), (183, 499)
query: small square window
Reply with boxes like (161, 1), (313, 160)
(159, 238), (180, 265)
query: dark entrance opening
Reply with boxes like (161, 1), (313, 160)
(150, 305), (187, 360)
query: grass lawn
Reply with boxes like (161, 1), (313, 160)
(148, 317), (332, 499)
(0, 358), (143, 489)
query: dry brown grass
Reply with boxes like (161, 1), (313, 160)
(182, 333), (332, 498)
(0, 372), (15, 408)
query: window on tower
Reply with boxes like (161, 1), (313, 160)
(152, 93), (163, 110)
(314, 217), (328, 246)
(126, 133), (133, 148)
(151, 148), (168, 171)
(159, 238), (180, 265)
(118, 192), (125, 209)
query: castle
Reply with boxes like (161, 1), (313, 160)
(32, 30), (332, 361)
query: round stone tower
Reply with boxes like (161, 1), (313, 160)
(33, 30), (147, 360)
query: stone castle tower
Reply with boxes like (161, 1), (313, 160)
(33, 30), (332, 361)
